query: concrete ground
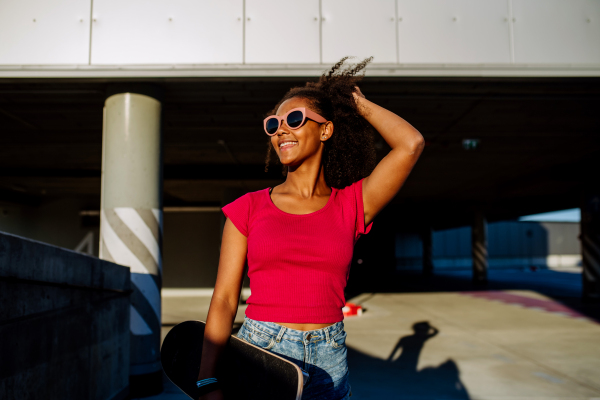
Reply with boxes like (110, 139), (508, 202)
(139, 270), (600, 400)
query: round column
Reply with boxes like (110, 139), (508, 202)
(582, 188), (600, 302)
(100, 85), (163, 396)
(472, 209), (488, 285)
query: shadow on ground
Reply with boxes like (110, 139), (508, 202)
(347, 268), (600, 323)
(348, 321), (469, 399)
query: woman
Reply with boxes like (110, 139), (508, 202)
(196, 57), (424, 400)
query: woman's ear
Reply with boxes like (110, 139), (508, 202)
(320, 121), (334, 141)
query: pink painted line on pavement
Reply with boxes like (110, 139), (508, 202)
(460, 291), (589, 320)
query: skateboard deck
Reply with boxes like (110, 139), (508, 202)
(161, 320), (303, 400)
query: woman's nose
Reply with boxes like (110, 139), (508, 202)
(277, 123), (291, 135)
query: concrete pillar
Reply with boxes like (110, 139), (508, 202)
(582, 188), (600, 302)
(100, 84), (163, 396)
(472, 210), (488, 284)
(422, 227), (433, 277)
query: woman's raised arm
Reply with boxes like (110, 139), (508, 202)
(197, 217), (248, 399)
(354, 88), (425, 227)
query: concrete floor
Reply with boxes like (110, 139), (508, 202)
(141, 272), (600, 400)
(344, 290), (600, 400)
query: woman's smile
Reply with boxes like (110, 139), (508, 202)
(279, 140), (298, 151)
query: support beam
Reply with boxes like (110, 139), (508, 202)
(582, 188), (600, 302)
(99, 84), (163, 396)
(472, 210), (488, 285)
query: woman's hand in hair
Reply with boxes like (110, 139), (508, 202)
(352, 86), (369, 118)
(352, 86), (366, 100)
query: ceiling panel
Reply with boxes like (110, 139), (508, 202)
(321, 0), (397, 64)
(245, 0), (320, 63)
(397, 0), (511, 63)
(91, 0), (243, 64)
(513, 0), (600, 64)
(0, 0), (91, 64)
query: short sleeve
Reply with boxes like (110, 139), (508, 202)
(352, 178), (373, 239)
(221, 193), (252, 237)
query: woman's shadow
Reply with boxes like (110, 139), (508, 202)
(348, 321), (470, 399)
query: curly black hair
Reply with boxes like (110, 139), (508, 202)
(264, 57), (377, 189)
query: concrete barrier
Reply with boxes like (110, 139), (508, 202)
(0, 231), (131, 400)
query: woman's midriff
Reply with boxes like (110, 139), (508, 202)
(274, 322), (336, 331)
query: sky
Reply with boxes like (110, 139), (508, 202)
(518, 208), (580, 223)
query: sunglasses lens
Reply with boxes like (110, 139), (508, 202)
(266, 118), (280, 134)
(286, 110), (304, 128)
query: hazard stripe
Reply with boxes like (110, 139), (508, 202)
(100, 207), (162, 336)
(103, 209), (159, 276)
(100, 238), (115, 263)
(137, 208), (162, 245)
(101, 210), (153, 275)
(130, 272), (161, 322)
(130, 304), (153, 335)
(115, 207), (161, 271)
(583, 235), (600, 282)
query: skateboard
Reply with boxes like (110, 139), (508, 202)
(161, 320), (304, 400)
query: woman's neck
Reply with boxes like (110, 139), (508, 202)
(281, 162), (329, 198)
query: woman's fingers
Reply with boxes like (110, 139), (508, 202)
(353, 86), (365, 99)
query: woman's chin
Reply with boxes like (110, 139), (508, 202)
(278, 156), (295, 165)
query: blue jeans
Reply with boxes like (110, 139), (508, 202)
(236, 316), (351, 400)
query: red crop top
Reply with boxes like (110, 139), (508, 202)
(221, 178), (373, 323)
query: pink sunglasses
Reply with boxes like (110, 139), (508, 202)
(263, 107), (327, 136)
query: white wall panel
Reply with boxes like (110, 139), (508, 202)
(0, 0), (91, 64)
(91, 0), (243, 64)
(397, 0), (511, 63)
(513, 0), (600, 64)
(245, 0), (320, 63)
(322, 0), (396, 64)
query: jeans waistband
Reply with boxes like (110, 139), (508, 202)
(242, 316), (344, 343)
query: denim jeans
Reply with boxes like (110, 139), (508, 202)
(236, 316), (351, 400)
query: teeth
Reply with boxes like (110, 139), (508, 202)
(280, 142), (297, 148)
